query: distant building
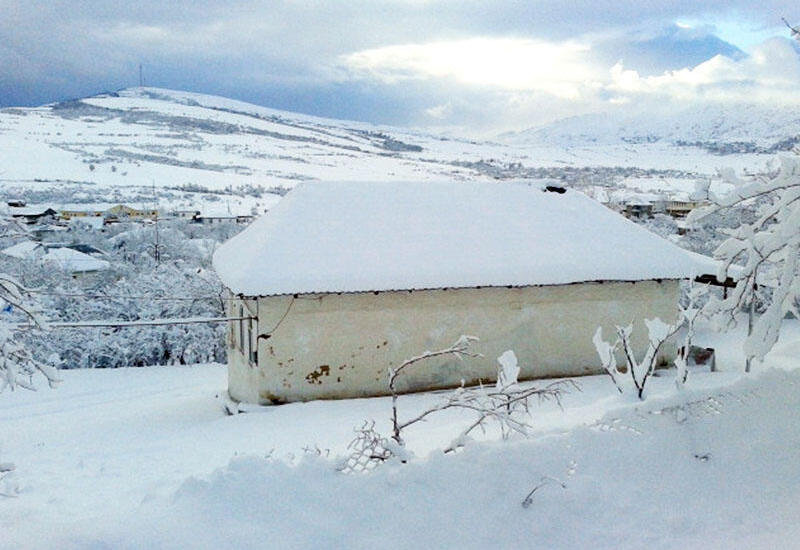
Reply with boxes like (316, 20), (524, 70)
(172, 209), (201, 221)
(195, 214), (255, 225)
(57, 204), (158, 224)
(9, 207), (58, 225)
(620, 198), (708, 221)
(623, 202), (655, 219)
(665, 200), (709, 219)
(103, 204), (158, 223)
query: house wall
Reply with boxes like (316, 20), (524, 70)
(226, 280), (681, 404)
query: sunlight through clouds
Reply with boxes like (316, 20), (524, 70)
(340, 33), (800, 129)
(342, 38), (600, 98)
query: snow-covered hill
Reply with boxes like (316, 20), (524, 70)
(0, 87), (793, 210)
(0, 87), (516, 194)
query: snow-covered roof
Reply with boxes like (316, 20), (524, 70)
(1, 240), (110, 272)
(9, 206), (55, 216)
(1, 240), (44, 259)
(43, 247), (110, 273)
(213, 181), (719, 296)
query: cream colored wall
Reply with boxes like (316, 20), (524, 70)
(226, 295), (258, 388)
(227, 280), (681, 404)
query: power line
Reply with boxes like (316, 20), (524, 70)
(26, 290), (325, 302)
(17, 316), (254, 330)
(28, 290), (236, 302)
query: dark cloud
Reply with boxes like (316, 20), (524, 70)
(593, 24), (745, 75)
(1, 1), (799, 130)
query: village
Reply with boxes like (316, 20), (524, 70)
(1, 198), (257, 276)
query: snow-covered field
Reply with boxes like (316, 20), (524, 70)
(2, 320), (799, 549)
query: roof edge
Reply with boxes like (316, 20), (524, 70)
(227, 277), (684, 300)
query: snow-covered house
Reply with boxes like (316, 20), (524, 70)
(213, 181), (715, 404)
(9, 206), (58, 225)
(1, 240), (111, 276)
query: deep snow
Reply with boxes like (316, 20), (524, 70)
(1, 320), (799, 549)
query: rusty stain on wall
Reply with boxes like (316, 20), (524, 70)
(305, 365), (330, 384)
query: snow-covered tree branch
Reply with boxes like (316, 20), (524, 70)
(388, 334), (481, 444)
(0, 222), (59, 393)
(593, 317), (683, 399)
(341, 342), (576, 472)
(689, 155), (800, 363)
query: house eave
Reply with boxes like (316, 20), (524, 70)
(227, 277), (687, 300)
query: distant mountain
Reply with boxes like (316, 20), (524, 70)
(509, 103), (800, 153)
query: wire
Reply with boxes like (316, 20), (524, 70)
(258, 296), (294, 339)
(27, 290), (234, 302)
(16, 316), (254, 329)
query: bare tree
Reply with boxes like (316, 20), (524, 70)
(341, 337), (575, 472)
(593, 317), (683, 399)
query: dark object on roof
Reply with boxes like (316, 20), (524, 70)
(545, 185), (566, 194)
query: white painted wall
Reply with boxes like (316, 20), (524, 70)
(227, 280), (681, 404)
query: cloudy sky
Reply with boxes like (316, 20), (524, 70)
(2, 1), (800, 133)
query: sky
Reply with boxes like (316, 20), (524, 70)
(2, 1), (800, 134)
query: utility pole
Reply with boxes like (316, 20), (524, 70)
(152, 179), (161, 265)
(139, 64), (144, 87)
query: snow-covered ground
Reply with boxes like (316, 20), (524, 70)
(2, 319), (799, 549)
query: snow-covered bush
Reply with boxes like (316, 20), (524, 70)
(594, 283), (704, 397)
(689, 156), (800, 364)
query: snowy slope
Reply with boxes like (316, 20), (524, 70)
(0, 87), (516, 195)
(0, 87), (791, 214)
